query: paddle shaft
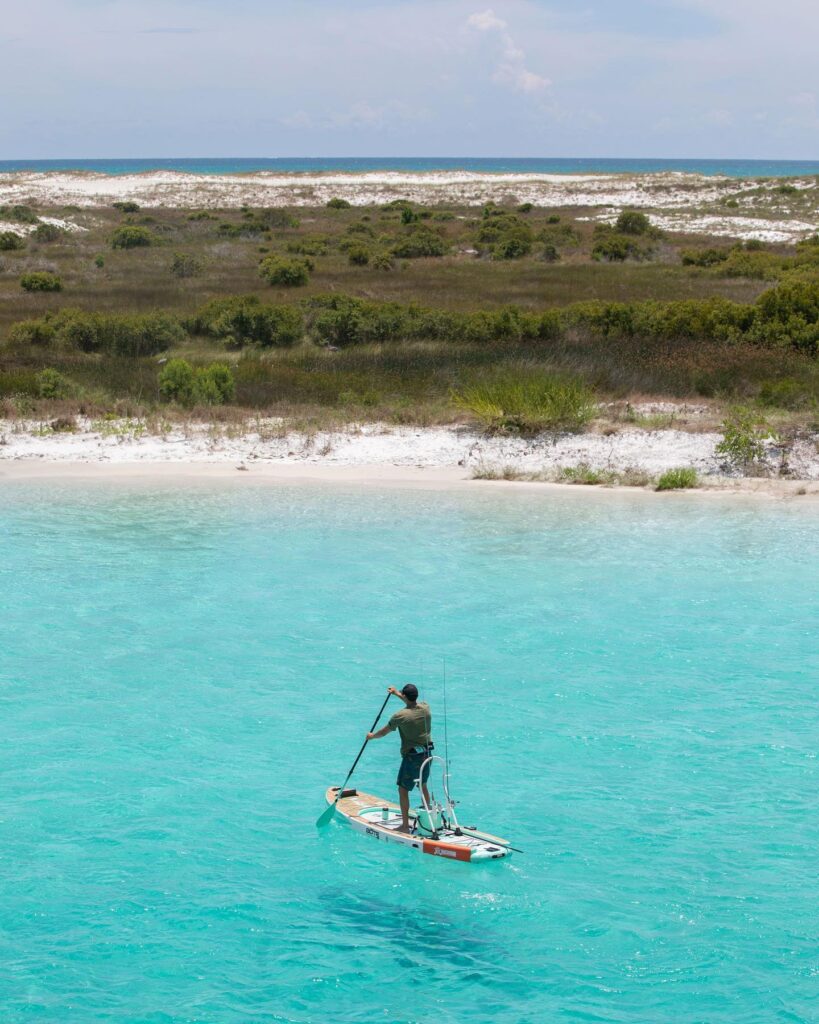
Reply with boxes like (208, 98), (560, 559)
(333, 692), (392, 801)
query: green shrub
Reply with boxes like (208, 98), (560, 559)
(326, 197), (351, 209)
(287, 236), (329, 256)
(20, 271), (62, 292)
(169, 252), (203, 278)
(750, 278), (819, 354)
(113, 201), (140, 213)
(656, 467), (699, 491)
(94, 254), (105, 268)
(0, 231), (24, 251)
(476, 209), (533, 259)
(758, 378), (817, 410)
(159, 358), (236, 406)
(538, 223), (580, 250)
(196, 363), (236, 404)
(190, 295), (303, 347)
(718, 248), (784, 280)
(546, 214), (561, 224)
(159, 359), (199, 405)
(493, 232), (532, 260)
(541, 244), (560, 263)
(346, 222), (375, 237)
(453, 371), (595, 434)
(716, 407), (774, 469)
(258, 255), (312, 286)
(0, 205), (39, 224)
(370, 251), (395, 272)
(18, 308), (184, 355)
(258, 208), (300, 229)
(592, 233), (650, 262)
(517, 202), (534, 213)
(681, 247), (730, 267)
(111, 225), (156, 249)
(391, 225), (447, 258)
(615, 210), (652, 235)
(7, 317), (56, 345)
(36, 368), (71, 399)
(347, 245), (370, 266)
(33, 222), (64, 243)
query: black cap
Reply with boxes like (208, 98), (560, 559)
(401, 684), (419, 701)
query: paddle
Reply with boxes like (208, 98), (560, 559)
(316, 691), (393, 829)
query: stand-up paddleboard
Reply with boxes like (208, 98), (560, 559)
(324, 753), (514, 863)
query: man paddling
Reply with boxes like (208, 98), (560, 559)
(367, 684), (433, 834)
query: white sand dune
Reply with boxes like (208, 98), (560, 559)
(2, 169), (816, 242)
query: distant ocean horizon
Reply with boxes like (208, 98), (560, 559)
(2, 156), (819, 178)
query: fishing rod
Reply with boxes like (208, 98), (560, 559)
(452, 827), (524, 855)
(443, 656), (450, 785)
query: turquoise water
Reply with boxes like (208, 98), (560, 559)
(1, 481), (817, 1023)
(2, 157), (819, 178)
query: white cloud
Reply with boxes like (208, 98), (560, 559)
(466, 6), (551, 95)
(467, 9), (507, 32)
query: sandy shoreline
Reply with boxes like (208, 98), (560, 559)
(2, 419), (817, 499)
(2, 459), (817, 503)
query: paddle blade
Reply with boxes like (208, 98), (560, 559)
(315, 800), (337, 829)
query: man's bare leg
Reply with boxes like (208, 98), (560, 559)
(398, 786), (411, 832)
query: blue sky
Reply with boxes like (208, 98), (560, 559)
(1, 0), (817, 158)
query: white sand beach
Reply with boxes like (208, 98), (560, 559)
(2, 418), (817, 497)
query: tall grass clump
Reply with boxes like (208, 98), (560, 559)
(454, 370), (595, 434)
(655, 467), (699, 490)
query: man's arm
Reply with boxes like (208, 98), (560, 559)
(387, 685), (411, 707)
(366, 724), (392, 741)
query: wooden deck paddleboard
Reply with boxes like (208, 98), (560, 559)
(325, 786), (512, 862)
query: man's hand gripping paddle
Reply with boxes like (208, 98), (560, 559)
(316, 691), (392, 829)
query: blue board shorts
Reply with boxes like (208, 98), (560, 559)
(397, 747), (433, 791)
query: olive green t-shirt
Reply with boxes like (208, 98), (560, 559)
(388, 701), (432, 756)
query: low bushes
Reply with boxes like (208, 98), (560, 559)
(111, 225), (156, 249)
(20, 272), (62, 292)
(326, 197), (351, 209)
(475, 206), (533, 260)
(681, 248), (730, 267)
(33, 222), (64, 243)
(169, 252), (203, 278)
(258, 255), (312, 286)
(7, 308), (184, 356)
(159, 359), (235, 406)
(189, 295), (303, 347)
(453, 371), (596, 434)
(0, 231), (25, 251)
(391, 225), (448, 259)
(592, 231), (652, 262)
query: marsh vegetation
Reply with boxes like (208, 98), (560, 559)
(0, 197), (817, 435)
